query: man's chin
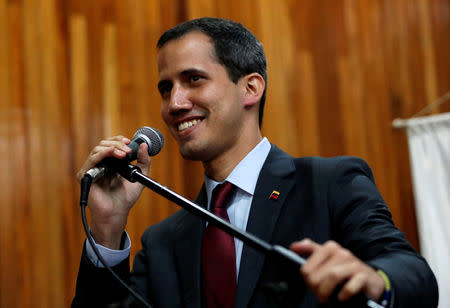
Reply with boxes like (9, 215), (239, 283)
(178, 145), (210, 162)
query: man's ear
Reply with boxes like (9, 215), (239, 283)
(242, 73), (265, 107)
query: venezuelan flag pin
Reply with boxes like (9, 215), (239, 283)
(269, 190), (280, 200)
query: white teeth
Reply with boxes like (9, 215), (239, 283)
(178, 119), (202, 131)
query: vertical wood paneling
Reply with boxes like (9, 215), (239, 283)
(187, 0), (216, 18)
(0, 0), (13, 306)
(339, 0), (368, 157)
(294, 51), (320, 155)
(259, 0), (298, 150)
(70, 15), (89, 167)
(383, 0), (417, 237)
(418, 0), (439, 107)
(39, 0), (65, 306)
(86, 0), (103, 146)
(8, 1), (32, 307)
(103, 23), (120, 136)
(23, 0), (44, 305)
(430, 0), (450, 113)
(1, 1), (449, 306)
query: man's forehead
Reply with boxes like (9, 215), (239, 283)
(157, 32), (219, 76)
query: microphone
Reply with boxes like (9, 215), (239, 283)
(85, 127), (164, 182)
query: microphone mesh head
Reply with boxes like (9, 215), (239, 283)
(133, 127), (164, 156)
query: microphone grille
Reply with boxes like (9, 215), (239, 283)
(133, 126), (165, 156)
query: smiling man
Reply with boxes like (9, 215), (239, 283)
(158, 31), (264, 181)
(72, 18), (438, 308)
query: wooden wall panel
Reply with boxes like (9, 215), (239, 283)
(1, 0), (449, 307)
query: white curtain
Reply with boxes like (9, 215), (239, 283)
(405, 112), (450, 308)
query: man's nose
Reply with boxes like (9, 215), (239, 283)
(168, 85), (192, 113)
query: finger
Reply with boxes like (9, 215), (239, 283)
(76, 141), (129, 181)
(302, 241), (339, 274)
(295, 241), (354, 300)
(290, 239), (321, 276)
(290, 238), (320, 256)
(91, 145), (126, 160)
(291, 240), (334, 296)
(337, 271), (367, 302)
(316, 263), (354, 303)
(312, 243), (358, 295)
(76, 146), (113, 181)
(136, 143), (151, 175)
(98, 139), (132, 155)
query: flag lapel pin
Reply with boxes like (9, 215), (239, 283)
(269, 190), (280, 200)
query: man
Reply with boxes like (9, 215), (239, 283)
(72, 17), (438, 307)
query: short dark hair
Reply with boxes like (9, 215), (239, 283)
(157, 17), (267, 127)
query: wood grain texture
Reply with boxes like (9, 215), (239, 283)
(0, 1), (13, 306)
(1, 0), (449, 306)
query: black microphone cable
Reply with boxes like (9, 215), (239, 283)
(80, 174), (152, 308)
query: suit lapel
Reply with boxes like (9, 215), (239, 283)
(174, 186), (207, 308)
(235, 145), (296, 308)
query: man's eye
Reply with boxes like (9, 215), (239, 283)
(159, 84), (172, 96)
(190, 75), (201, 82)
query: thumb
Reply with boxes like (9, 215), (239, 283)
(136, 143), (151, 175)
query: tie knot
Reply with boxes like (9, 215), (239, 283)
(210, 182), (235, 210)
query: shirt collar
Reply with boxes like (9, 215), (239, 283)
(204, 137), (271, 202)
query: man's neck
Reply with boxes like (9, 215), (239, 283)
(203, 134), (263, 182)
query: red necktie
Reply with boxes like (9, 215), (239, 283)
(202, 182), (236, 308)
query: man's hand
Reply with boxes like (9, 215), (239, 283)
(290, 239), (385, 303)
(76, 135), (151, 249)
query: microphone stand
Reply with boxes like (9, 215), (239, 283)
(117, 163), (383, 308)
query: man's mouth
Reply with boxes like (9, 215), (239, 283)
(177, 118), (203, 131)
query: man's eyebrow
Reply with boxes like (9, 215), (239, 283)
(158, 68), (208, 91)
(180, 68), (208, 76)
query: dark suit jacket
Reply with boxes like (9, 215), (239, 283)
(72, 145), (438, 308)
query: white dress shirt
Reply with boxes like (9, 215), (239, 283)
(203, 137), (271, 275)
(86, 137), (271, 277)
